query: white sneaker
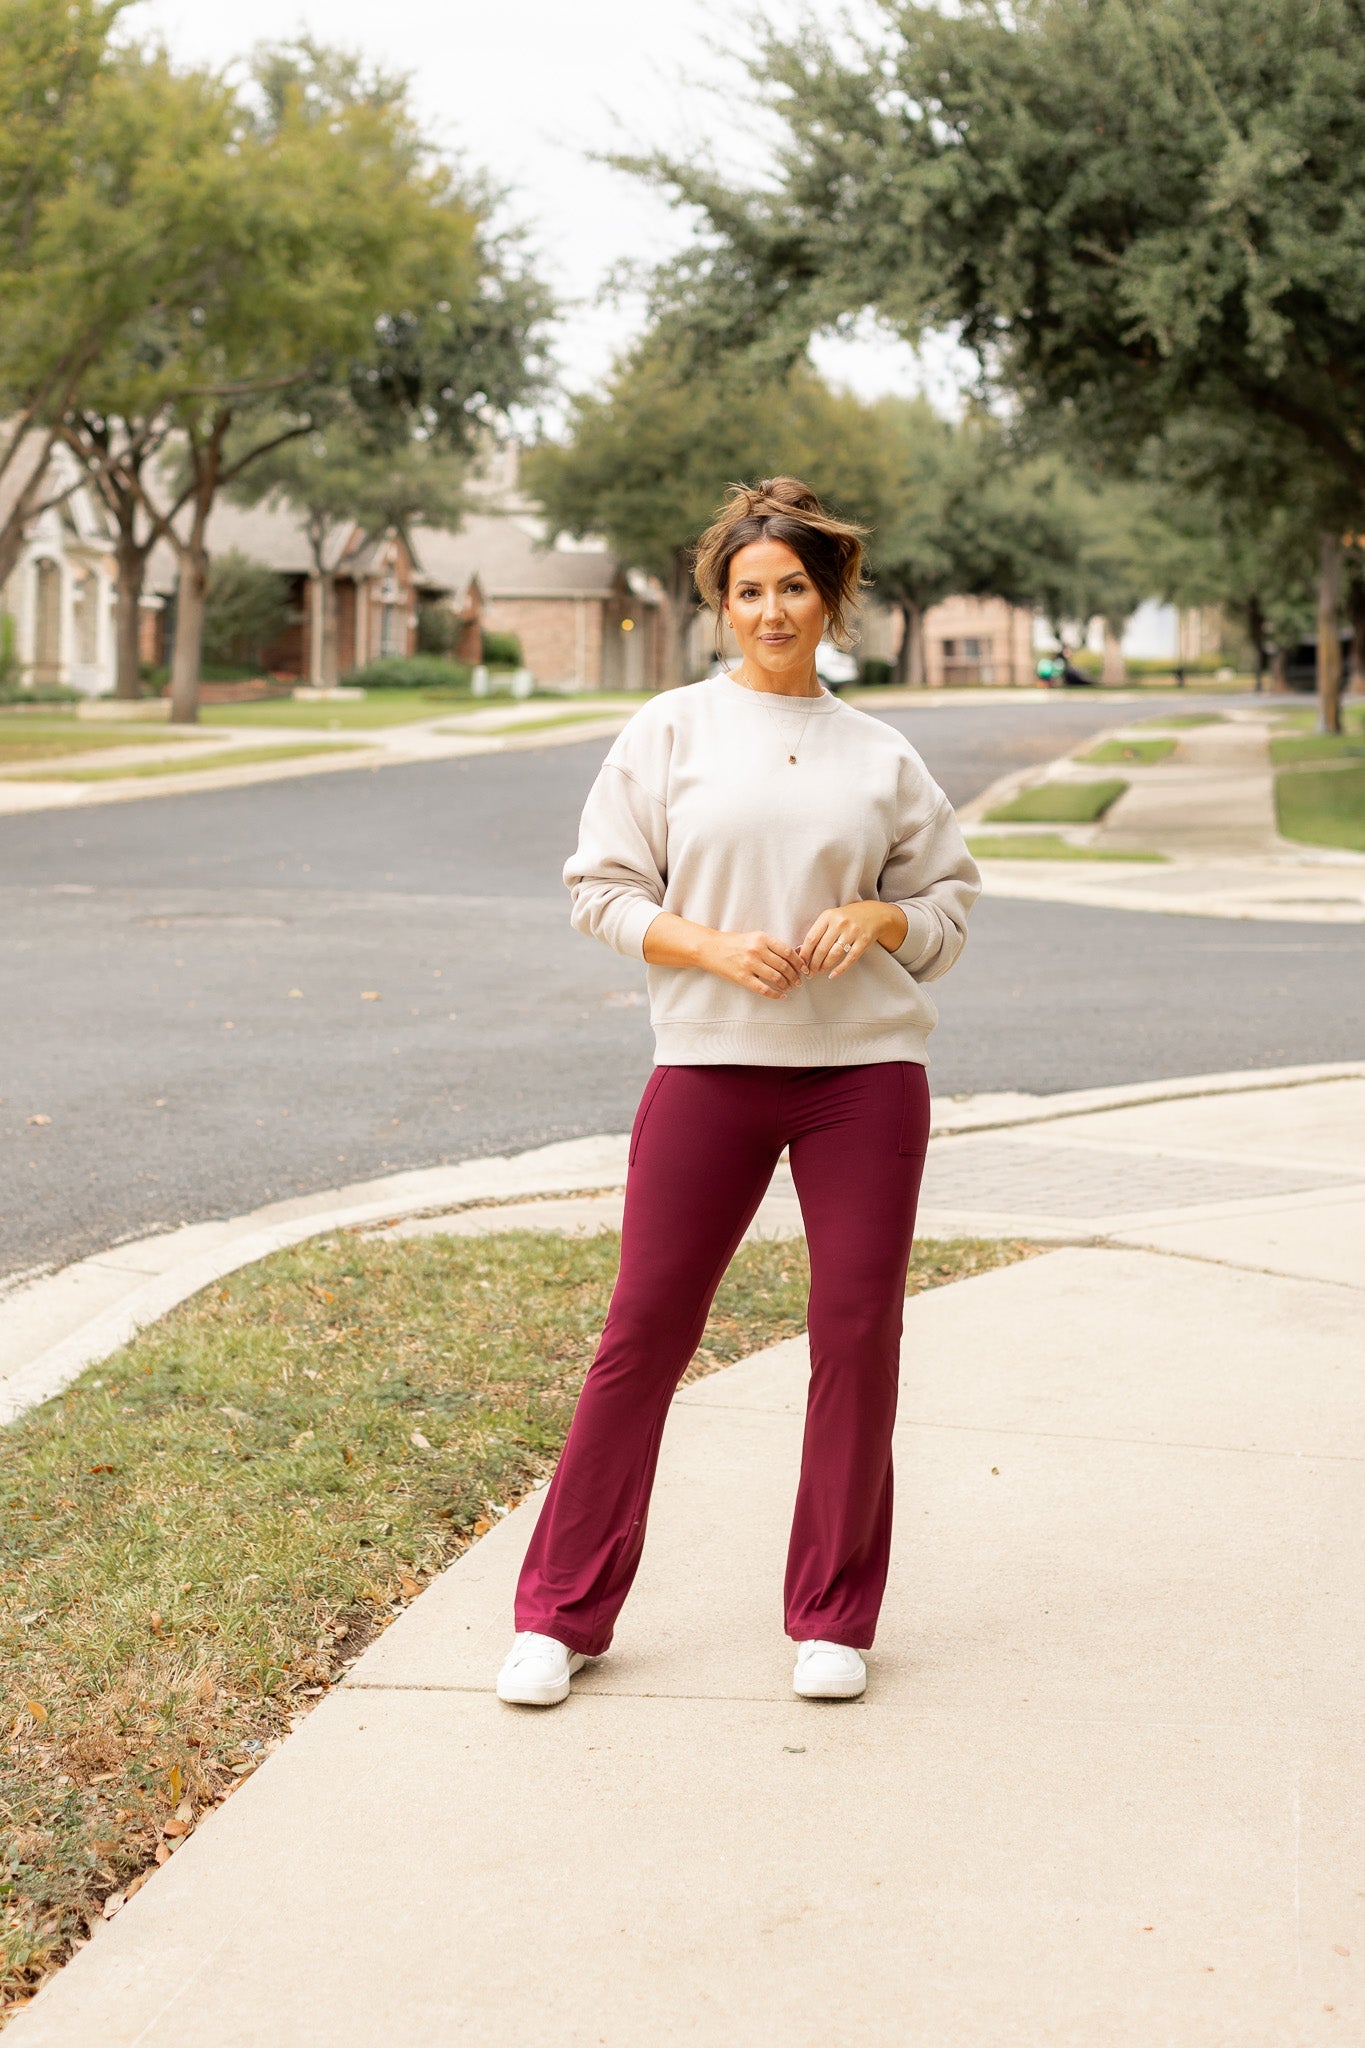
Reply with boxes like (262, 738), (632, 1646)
(793, 1640), (867, 1699)
(496, 1631), (587, 1706)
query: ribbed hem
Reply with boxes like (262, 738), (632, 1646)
(651, 1020), (931, 1067)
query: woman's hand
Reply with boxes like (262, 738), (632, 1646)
(799, 901), (909, 980)
(644, 912), (806, 999)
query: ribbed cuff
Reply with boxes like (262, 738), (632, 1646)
(615, 897), (667, 960)
(891, 900), (938, 973)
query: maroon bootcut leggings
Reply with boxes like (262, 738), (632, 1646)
(514, 1060), (931, 1655)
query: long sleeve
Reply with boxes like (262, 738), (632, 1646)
(563, 760), (670, 959)
(880, 786), (981, 984)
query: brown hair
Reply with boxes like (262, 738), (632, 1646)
(692, 476), (868, 657)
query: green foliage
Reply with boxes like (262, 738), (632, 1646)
(0, 608), (20, 689)
(631, 0), (1365, 502)
(416, 601), (456, 655)
(987, 779), (1128, 824)
(200, 552), (291, 673)
(343, 654), (472, 690)
(859, 657), (893, 687)
(524, 339), (892, 613)
(481, 629), (523, 667)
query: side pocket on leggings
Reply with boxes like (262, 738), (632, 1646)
(628, 1067), (669, 1167)
(897, 1062), (930, 1157)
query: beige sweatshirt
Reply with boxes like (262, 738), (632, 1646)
(564, 671), (981, 1067)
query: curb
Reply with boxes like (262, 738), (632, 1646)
(0, 715), (632, 818)
(3, 1063), (1361, 1430)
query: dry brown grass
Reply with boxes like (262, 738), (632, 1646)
(0, 1226), (1035, 2020)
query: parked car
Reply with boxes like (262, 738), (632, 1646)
(815, 639), (860, 689)
(1278, 633), (1352, 692)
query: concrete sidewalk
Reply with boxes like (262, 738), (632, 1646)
(8, 1072), (1365, 2045)
(966, 707), (1365, 922)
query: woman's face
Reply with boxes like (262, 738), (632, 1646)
(723, 539), (826, 677)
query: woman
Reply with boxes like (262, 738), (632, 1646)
(497, 477), (980, 1706)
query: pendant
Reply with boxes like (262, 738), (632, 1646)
(788, 754), (797, 765)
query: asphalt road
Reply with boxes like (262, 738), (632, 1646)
(4, 691), (1361, 1280)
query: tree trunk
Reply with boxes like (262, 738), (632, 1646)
(669, 551), (697, 689)
(1246, 594), (1267, 695)
(319, 572), (340, 688)
(0, 432), (57, 590)
(169, 543), (208, 724)
(895, 600), (926, 687)
(1316, 529), (1343, 736)
(1101, 618), (1127, 686)
(114, 531), (148, 699)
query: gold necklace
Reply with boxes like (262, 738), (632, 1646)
(734, 668), (822, 765)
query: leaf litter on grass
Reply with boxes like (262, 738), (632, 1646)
(0, 1226), (1035, 2015)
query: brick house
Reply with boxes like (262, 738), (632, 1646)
(146, 501), (482, 680)
(433, 511), (668, 691)
(921, 595), (1037, 687)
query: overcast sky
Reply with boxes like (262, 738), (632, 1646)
(138, 0), (964, 414)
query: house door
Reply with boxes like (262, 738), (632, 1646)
(33, 559), (62, 683)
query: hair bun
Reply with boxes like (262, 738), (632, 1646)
(751, 476), (824, 516)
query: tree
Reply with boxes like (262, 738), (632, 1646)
(62, 40), (547, 718)
(524, 340), (896, 683)
(0, 2), (181, 588)
(229, 416), (468, 687)
(201, 551), (290, 673)
(626, 0), (1365, 728)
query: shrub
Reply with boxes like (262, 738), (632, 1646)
(201, 551), (290, 672)
(416, 601), (457, 656)
(481, 629), (523, 667)
(343, 654), (473, 690)
(859, 656), (893, 687)
(0, 678), (83, 704)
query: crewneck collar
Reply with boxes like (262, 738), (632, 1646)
(710, 667), (840, 714)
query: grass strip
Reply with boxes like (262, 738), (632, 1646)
(0, 729), (194, 767)
(967, 833), (1165, 862)
(1146, 713), (1226, 728)
(0, 1226), (1033, 2013)
(985, 778), (1128, 825)
(1269, 733), (1365, 767)
(444, 711), (625, 739)
(1274, 759), (1365, 852)
(1078, 738), (1176, 766)
(1270, 703), (1365, 736)
(11, 743), (361, 783)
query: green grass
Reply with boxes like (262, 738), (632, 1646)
(1268, 732), (1365, 766)
(0, 1226), (1034, 2013)
(1269, 703), (1365, 736)
(447, 710), (626, 739)
(985, 778), (1129, 825)
(13, 743), (360, 783)
(201, 692), (459, 729)
(967, 832), (1166, 862)
(0, 726), (193, 767)
(1274, 759), (1365, 852)
(1147, 712), (1227, 728)
(1078, 737), (1177, 766)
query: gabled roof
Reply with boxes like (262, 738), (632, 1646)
(440, 512), (630, 601)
